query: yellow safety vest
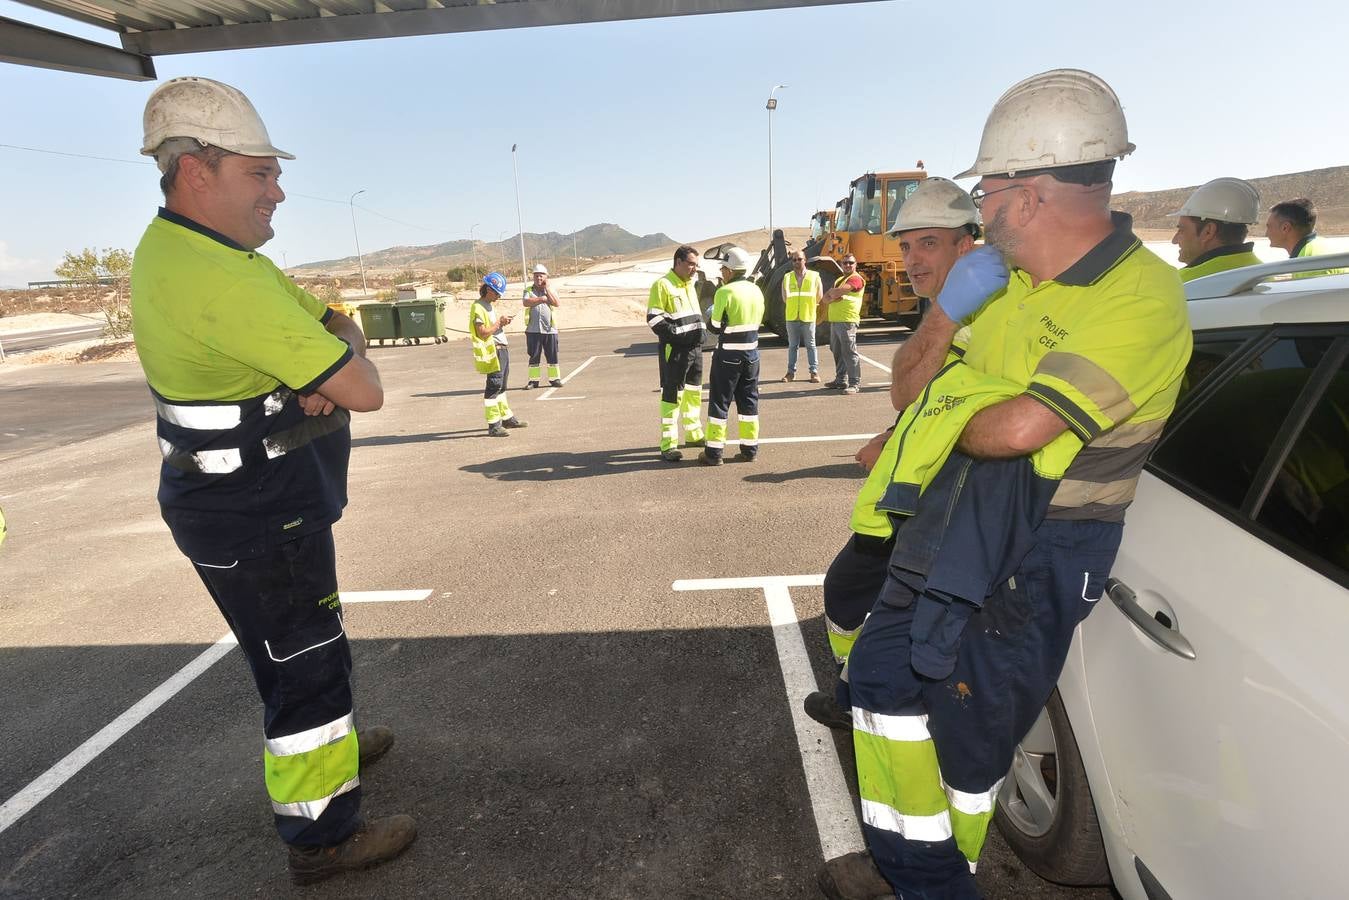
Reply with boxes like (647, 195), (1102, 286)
(1179, 244), (1263, 282)
(783, 269), (820, 322)
(1291, 234), (1347, 279)
(469, 300), (501, 374)
(829, 273), (864, 323)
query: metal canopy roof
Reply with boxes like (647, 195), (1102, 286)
(2, 0), (878, 81)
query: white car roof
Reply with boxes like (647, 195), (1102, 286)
(1183, 252), (1349, 332)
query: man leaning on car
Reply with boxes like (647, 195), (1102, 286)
(816, 69), (1193, 900)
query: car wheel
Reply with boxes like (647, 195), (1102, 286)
(993, 688), (1111, 886)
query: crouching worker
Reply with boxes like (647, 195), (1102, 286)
(471, 271), (527, 436)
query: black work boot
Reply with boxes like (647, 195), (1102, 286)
(698, 450), (723, 466)
(549, 379), (564, 387)
(502, 417), (528, 428)
(357, 726), (394, 767)
(736, 448), (757, 462)
(817, 850), (893, 900)
(803, 691), (852, 731)
(487, 423), (509, 437)
(287, 815), (418, 886)
(660, 448), (683, 462)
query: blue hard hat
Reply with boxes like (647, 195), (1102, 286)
(483, 272), (507, 296)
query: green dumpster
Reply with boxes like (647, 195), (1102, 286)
(357, 302), (399, 345)
(395, 299), (447, 344)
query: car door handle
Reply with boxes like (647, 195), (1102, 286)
(1105, 577), (1196, 661)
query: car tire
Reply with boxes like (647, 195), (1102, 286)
(993, 688), (1111, 886)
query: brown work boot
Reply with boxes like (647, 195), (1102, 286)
(817, 850), (893, 900)
(287, 815), (418, 886)
(357, 726), (394, 767)
(809, 372), (821, 384)
(783, 371), (796, 382)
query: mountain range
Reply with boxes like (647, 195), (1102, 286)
(292, 166), (1349, 274)
(293, 222), (672, 273)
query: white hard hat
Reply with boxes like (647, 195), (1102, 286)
(141, 76), (294, 160)
(957, 69), (1134, 179)
(719, 246), (755, 272)
(888, 177), (980, 235)
(1167, 177), (1260, 225)
(532, 264), (548, 275)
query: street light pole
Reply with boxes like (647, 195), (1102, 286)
(469, 222), (480, 282)
(766, 84), (787, 236)
(572, 229), (579, 273)
(511, 144), (528, 286)
(348, 189), (369, 298)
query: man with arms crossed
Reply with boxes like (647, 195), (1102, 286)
(132, 77), (415, 886)
(819, 70), (1191, 899)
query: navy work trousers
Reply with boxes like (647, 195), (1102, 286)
(486, 346), (511, 400)
(849, 518), (1122, 898)
(192, 527), (361, 848)
(526, 332), (559, 367)
(658, 342), (702, 404)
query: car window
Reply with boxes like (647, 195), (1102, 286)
(1150, 332), (1348, 581)
(1152, 335), (1336, 511)
(1253, 353), (1349, 571)
(1175, 337), (1250, 405)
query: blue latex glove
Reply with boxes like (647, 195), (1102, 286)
(936, 246), (1009, 323)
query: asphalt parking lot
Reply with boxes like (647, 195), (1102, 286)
(0, 325), (1118, 899)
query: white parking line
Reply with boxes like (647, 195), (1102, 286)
(859, 353), (892, 374)
(536, 354), (618, 401)
(0, 632), (238, 836)
(672, 575), (864, 860)
(726, 433), (873, 447)
(0, 588), (431, 835)
(341, 589), (433, 603)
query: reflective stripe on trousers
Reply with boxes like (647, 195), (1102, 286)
(846, 517), (1122, 896)
(190, 528), (362, 848)
(704, 349), (758, 458)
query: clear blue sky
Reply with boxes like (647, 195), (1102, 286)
(2, 0), (1347, 287)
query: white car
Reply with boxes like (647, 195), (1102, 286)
(996, 252), (1349, 899)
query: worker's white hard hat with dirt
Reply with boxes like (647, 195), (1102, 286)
(1167, 177), (1261, 225)
(957, 68), (1134, 179)
(141, 76), (294, 166)
(887, 177), (981, 236)
(717, 246), (756, 273)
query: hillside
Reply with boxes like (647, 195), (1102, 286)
(1115, 165), (1349, 236)
(293, 222), (672, 274)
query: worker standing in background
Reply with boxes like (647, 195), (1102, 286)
(1168, 177), (1262, 281)
(821, 255), (865, 394)
(1265, 198), (1346, 276)
(646, 245), (707, 462)
(130, 76), (414, 885)
(522, 263), (563, 388)
(471, 271), (527, 437)
(818, 69), (1191, 899)
(781, 250), (822, 383)
(803, 177), (983, 731)
(700, 246), (765, 466)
